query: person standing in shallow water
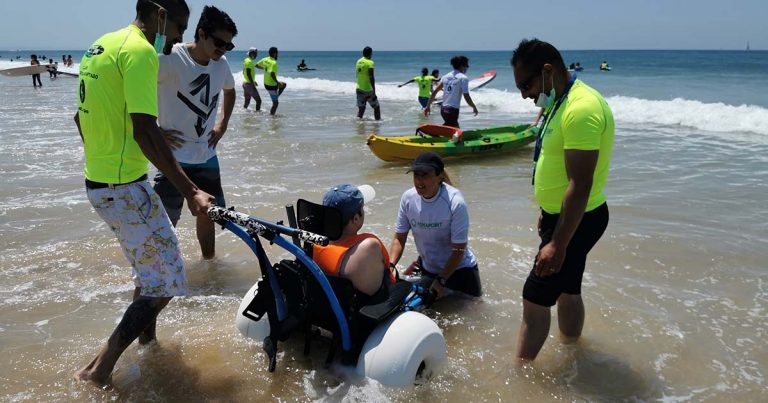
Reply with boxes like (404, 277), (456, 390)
(424, 56), (478, 128)
(398, 67), (438, 109)
(355, 46), (381, 120)
(511, 38), (614, 363)
(30, 54), (42, 87)
(72, 0), (213, 387)
(153, 5), (237, 261)
(242, 47), (261, 111)
(256, 47), (287, 115)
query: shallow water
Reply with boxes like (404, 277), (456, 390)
(0, 51), (766, 402)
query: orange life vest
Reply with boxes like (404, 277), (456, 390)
(313, 233), (395, 284)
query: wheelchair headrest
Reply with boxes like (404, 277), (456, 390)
(296, 199), (344, 241)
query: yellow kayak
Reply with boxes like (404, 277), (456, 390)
(367, 124), (537, 162)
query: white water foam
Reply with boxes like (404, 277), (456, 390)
(233, 71), (768, 138)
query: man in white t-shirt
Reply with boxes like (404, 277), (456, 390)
(424, 55), (478, 128)
(154, 5), (237, 260)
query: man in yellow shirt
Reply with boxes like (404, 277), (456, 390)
(72, 0), (212, 386)
(356, 46), (380, 120)
(511, 38), (614, 363)
(256, 46), (287, 115)
(242, 47), (262, 111)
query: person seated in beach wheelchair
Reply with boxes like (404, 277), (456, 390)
(208, 185), (447, 387)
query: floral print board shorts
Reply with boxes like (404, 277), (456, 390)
(87, 180), (187, 297)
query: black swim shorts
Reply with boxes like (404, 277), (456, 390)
(440, 106), (460, 128)
(153, 157), (226, 225)
(522, 202), (609, 307)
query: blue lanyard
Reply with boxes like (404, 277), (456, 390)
(532, 75), (577, 186)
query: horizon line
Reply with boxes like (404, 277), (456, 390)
(0, 48), (764, 53)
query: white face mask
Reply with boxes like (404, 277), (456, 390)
(535, 74), (556, 109)
(153, 12), (167, 54)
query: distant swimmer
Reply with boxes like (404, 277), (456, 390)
(568, 62), (584, 72)
(424, 55), (478, 128)
(356, 46), (381, 120)
(30, 54), (42, 88)
(600, 61), (610, 71)
(398, 67), (438, 108)
(256, 46), (287, 115)
(296, 58), (313, 71)
(66, 55), (73, 68)
(242, 48), (262, 111)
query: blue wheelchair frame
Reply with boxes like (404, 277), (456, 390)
(209, 206), (431, 357)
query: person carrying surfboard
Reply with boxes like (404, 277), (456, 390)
(153, 5), (237, 261)
(72, 0), (213, 387)
(256, 47), (287, 115)
(398, 67), (438, 109)
(424, 56), (478, 128)
(511, 38), (614, 363)
(30, 54), (42, 88)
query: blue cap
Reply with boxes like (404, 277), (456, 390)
(322, 184), (375, 224)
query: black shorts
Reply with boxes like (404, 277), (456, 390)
(153, 159), (226, 225)
(522, 203), (609, 307)
(415, 263), (482, 297)
(440, 106), (460, 128)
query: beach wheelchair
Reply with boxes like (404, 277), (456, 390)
(208, 201), (447, 387)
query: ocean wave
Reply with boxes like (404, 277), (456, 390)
(233, 71), (768, 136)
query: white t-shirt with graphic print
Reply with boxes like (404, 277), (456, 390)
(158, 43), (234, 164)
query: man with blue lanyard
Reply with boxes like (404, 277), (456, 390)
(511, 39), (614, 362)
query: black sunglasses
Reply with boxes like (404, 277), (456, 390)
(517, 71), (541, 92)
(207, 32), (235, 51)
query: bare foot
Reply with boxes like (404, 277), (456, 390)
(74, 366), (112, 388)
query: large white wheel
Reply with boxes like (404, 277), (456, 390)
(235, 282), (271, 340)
(356, 311), (447, 387)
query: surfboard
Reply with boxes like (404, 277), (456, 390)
(54, 70), (79, 78)
(0, 65), (52, 77)
(433, 70), (496, 106)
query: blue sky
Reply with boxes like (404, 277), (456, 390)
(0, 0), (765, 51)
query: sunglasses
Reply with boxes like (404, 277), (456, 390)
(207, 32), (235, 51)
(517, 71), (541, 92)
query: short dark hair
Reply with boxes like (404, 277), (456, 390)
(511, 38), (566, 73)
(431, 69), (439, 76)
(421, 67), (428, 75)
(136, 0), (190, 22)
(194, 5), (237, 41)
(363, 46), (372, 57)
(268, 47), (278, 57)
(450, 55), (469, 70)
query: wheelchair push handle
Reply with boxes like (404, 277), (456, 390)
(207, 206), (329, 246)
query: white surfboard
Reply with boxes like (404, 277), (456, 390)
(0, 65), (52, 77)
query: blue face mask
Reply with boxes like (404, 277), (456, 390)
(535, 74), (556, 109)
(153, 12), (167, 54)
